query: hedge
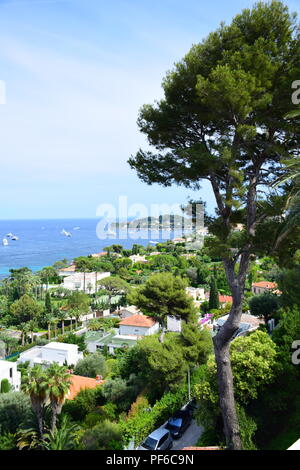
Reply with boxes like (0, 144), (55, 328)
(120, 385), (188, 447)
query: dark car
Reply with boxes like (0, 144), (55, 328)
(165, 409), (192, 439)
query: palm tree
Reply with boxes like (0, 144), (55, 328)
(19, 322), (29, 346)
(55, 308), (67, 335)
(73, 309), (82, 330)
(47, 363), (72, 433)
(43, 415), (79, 450)
(27, 319), (37, 343)
(22, 365), (50, 439)
(44, 313), (54, 341)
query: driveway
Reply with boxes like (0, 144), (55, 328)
(171, 420), (204, 450)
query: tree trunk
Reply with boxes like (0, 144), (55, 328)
(213, 255), (250, 450)
(62, 320), (65, 335)
(48, 324), (51, 341)
(21, 332), (25, 347)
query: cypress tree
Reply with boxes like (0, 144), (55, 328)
(45, 292), (52, 314)
(209, 275), (219, 310)
(0, 379), (10, 393)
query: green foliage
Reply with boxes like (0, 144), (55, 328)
(272, 306), (300, 357)
(0, 432), (17, 450)
(249, 293), (279, 323)
(63, 386), (104, 422)
(208, 276), (219, 310)
(80, 419), (123, 450)
(9, 294), (43, 324)
(74, 352), (107, 378)
(237, 405), (257, 450)
(0, 378), (11, 394)
(57, 332), (86, 352)
(128, 272), (196, 327)
(45, 292), (52, 313)
(278, 267), (300, 307)
(0, 391), (32, 434)
(120, 385), (188, 446)
(179, 322), (213, 364)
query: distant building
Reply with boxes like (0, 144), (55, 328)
(58, 264), (76, 277)
(251, 281), (278, 295)
(0, 360), (21, 391)
(63, 271), (110, 293)
(90, 252), (108, 258)
(167, 315), (182, 332)
(119, 305), (142, 319)
(214, 313), (263, 338)
(129, 254), (148, 264)
(186, 287), (205, 301)
(219, 295), (233, 306)
(119, 314), (159, 337)
(18, 342), (83, 368)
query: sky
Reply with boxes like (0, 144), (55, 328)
(0, 0), (299, 220)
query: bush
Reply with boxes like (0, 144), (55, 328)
(63, 387), (104, 422)
(0, 392), (32, 434)
(120, 385), (188, 447)
(0, 379), (11, 393)
(74, 352), (107, 378)
(80, 420), (123, 450)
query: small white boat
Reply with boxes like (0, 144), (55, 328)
(61, 229), (72, 237)
(73, 226), (80, 230)
(6, 233), (13, 238)
(2, 238), (8, 246)
(11, 235), (19, 241)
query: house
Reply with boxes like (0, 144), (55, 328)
(58, 264), (76, 277)
(119, 314), (159, 337)
(86, 330), (138, 355)
(18, 342), (83, 367)
(129, 254), (148, 264)
(167, 315), (182, 332)
(186, 287), (205, 301)
(0, 360), (21, 391)
(90, 251), (108, 258)
(67, 374), (104, 400)
(213, 313), (263, 338)
(251, 281), (278, 295)
(119, 305), (142, 319)
(199, 314), (214, 330)
(63, 271), (110, 293)
(219, 295), (233, 306)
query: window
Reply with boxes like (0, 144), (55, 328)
(9, 368), (13, 378)
(158, 433), (168, 446)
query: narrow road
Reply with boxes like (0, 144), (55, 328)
(171, 420), (204, 450)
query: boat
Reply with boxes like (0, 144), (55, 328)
(73, 226), (80, 230)
(2, 238), (8, 246)
(6, 233), (13, 238)
(61, 229), (72, 237)
(11, 235), (19, 241)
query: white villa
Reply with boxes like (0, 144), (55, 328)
(119, 305), (142, 319)
(0, 360), (21, 391)
(119, 314), (159, 336)
(186, 287), (205, 301)
(17, 342), (83, 368)
(62, 271), (111, 293)
(129, 254), (148, 264)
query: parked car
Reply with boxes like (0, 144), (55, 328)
(165, 409), (192, 439)
(138, 428), (173, 450)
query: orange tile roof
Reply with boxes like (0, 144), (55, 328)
(119, 314), (156, 328)
(67, 374), (104, 400)
(252, 281), (277, 289)
(219, 295), (233, 304)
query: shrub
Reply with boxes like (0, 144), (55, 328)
(74, 352), (107, 378)
(0, 392), (32, 434)
(80, 420), (123, 450)
(0, 379), (11, 393)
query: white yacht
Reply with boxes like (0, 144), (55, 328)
(6, 233), (13, 238)
(2, 238), (8, 246)
(61, 229), (72, 237)
(11, 235), (19, 241)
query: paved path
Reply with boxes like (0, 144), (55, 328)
(171, 420), (204, 450)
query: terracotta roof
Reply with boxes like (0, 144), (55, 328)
(219, 295), (233, 304)
(119, 314), (156, 328)
(91, 252), (108, 258)
(60, 265), (76, 272)
(67, 374), (104, 400)
(252, 281), (277, 289)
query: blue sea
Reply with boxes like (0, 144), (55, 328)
(0, 218), (179, 279)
